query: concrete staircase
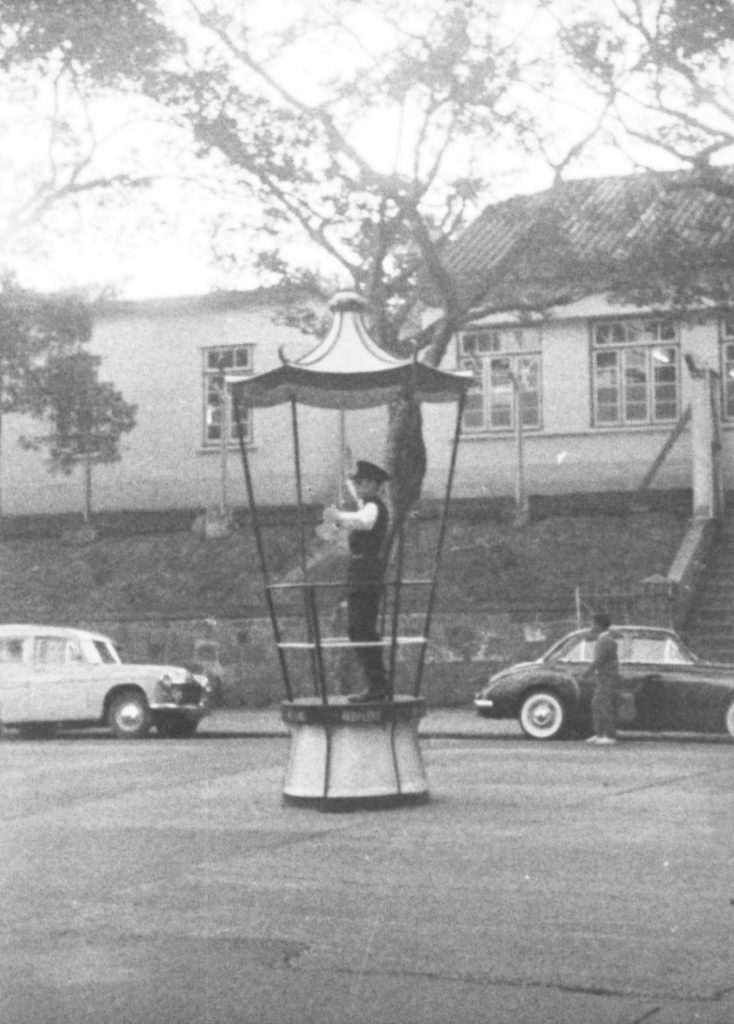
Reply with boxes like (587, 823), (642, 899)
(685, 520), (734, 662)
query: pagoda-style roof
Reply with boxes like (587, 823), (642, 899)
(229, 291), (472, 410)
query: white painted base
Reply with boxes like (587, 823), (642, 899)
(280, 696), (428, 810)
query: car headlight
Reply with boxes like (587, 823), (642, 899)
(155, 674), (185, 704)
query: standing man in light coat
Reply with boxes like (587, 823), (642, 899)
(581, 612), (620, 746)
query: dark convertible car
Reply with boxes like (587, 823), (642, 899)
(474, 625), (734, 740)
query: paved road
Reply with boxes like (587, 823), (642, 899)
(0, 728), (732, 1024)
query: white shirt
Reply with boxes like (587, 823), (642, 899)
(327, 501), (378, 531)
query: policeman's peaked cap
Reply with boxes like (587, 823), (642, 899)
(349, 460), (390, 483)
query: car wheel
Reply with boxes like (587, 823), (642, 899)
(724, 699), (734, 739)
(157, 718), (199, 739)
(519, 690), (568, 740)
(108, 692), (151, 739)
(17, 723), (59, 740)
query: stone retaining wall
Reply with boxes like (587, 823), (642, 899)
(80, 610), (578, 708)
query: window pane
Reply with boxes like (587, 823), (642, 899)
(460, 347), (542, 433)
(596, 350), (617, 372)
(519, 356), (538, 388)
(490, 357), (513, 428)
(490, 398), (513, 428)
(653, 349), (677, 420)
(204, 346), (252, 445)
(624, 348), (648, 421)
(593, 328), (678, 426)
(463, 404), (486, 430)
(476, 331), (500, 353)
(520, 390), (539, 427)
(594, 351), (619, 423)
(519, 356), (540, 426)
(627, 638), (667, 663)
(35, 638), (67, 665)
(490, 357), (512, 389)
(461, 358), (485, 430)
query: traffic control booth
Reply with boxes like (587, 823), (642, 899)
(228, 291), (471, 810)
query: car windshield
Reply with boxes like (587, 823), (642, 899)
(79, 638), (122, 665)
(553, 636), (594, 662)
(548, 630), (698, 665)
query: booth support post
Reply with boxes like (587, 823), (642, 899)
(231, 389), (294, 701)
(290, 397), (328, 703)
(414, 390), (466, 695)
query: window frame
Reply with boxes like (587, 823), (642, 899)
(458, 327), (543, 434)
(202, 344), (254, 449)
(590, 318), (679, 428)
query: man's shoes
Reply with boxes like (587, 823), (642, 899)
(347, 689), (389, 704)
(595, 736), (617, 745)
(585, 735), (601, 744)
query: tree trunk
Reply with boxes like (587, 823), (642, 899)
(383, 388), (426, 560)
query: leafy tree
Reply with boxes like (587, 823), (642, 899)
(553, 0), (734, 308)
(133, 0), (600, 533)
(0, 0), (612, 532)
(0, 279), (92, 513)
(0, 0), (176, 85)
(0, 0), (181, 262)
(557, 0), (734, 168)
(23, 348), (137, 523)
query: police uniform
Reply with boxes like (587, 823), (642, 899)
(325, 460), (390, 701)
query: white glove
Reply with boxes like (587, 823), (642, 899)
(322, 505), (340, 527)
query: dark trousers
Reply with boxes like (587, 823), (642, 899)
(347, 562), (386, 692)
(591, 678), (617, 738)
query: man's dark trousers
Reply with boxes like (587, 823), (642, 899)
(347, 560), (387, 692)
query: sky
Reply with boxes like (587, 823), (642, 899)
(0, 0), (687, 301)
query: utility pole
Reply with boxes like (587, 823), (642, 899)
(508, 367), (529, 525)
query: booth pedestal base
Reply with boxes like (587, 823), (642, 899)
(280, 696), (428, 811)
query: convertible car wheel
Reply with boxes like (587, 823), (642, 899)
(725, 699), (734, 739)
(157, 718), (199, 739)
(519, 690), (568, 740)
(108, 692), (151, 739)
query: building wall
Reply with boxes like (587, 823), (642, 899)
(2, 295), (326, 515)
(2, 290), (729, 516)
(444, 298), (725, 500)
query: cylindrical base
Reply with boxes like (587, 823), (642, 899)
(280, 696), (428, 812)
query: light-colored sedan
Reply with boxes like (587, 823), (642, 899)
(0, 624), (211, 739)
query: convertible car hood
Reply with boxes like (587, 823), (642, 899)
(488, 660), (545, 684)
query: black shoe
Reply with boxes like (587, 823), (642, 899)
(347, 689), (388, 704)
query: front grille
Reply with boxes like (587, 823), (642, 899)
(176, 682), (205, 705)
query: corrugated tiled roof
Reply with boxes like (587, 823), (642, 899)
(427, 168), (734, 314)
